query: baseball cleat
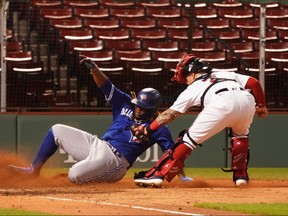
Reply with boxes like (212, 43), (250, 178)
(235, 177), (248, 187)
(8, 165), (40, 177)
(134, 176), (164, 188)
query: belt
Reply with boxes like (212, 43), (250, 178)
(215, 87), (244, 95)
(107, 143), (122, 158)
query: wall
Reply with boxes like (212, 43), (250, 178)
(0, 112), (287, 168)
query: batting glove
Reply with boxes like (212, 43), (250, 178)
(79, 55), (97, 70)
(131, 124), (152, 144)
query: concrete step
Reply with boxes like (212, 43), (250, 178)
(30, 43), (49, 57)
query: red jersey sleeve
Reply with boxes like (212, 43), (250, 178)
(245, 77), (266, 108)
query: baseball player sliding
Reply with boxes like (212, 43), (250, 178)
(132, 53), (268, 187)
(8, 55), (190, 184)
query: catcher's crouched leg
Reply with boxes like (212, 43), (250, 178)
(134, 143), (193, 187)
(231, 136), (250, 186)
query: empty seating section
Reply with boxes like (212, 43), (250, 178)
(7, 0), (288, 110)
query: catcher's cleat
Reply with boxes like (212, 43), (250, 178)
(8, 165), (40, 177)
(134, 176), (163, 188)
(235, 177), (248, 187)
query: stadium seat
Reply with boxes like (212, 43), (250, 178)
(114, 50), (152, 62)
(84, 18), (120, 30)
(198, 18), (230, 30)
(73, 7), (109, 19)
(130, 29), (166, 41)
(218, 41), (254, 53)
(120, 18), (156, 30)
(157, 17), (189, 30)
(5, 41), (24, 52)
(63, 0), (99, 8)
(93, 29), (130, 40)
(39, 7), (73, 19)
(142, 40), (179, 52)
(145, 7), (181, 18)
(137, 0), (171, 8)
(103, 40), (141, 52)
(151, 51), (186, 62)
(206, 29), (242, 42)
(109, 8), (145, 19)
(192, 51), (226, 62)
(254, 7), (288, 19)
(179, 41), (216, 52)
(7, 61), (53, 109)
(126, 61), (166, 93)
(6, 51), (33, 62)
(182, 8), (217, 19)
(217, 7), (254, 19)
(99, 0), (135, 8)
(230, 18), (260, 30)
(49, 18), (83, 29)
(267, 19), (288, 31)
(78, 50), (114, 62)
(212, 0), (243, 8)
(166, 28), (203, 41)
(30, 0), (62, 7)
(241, 29), (277, 41)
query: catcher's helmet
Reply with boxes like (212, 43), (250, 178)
(172, 54), (212, 83)
(131, 88), (161, 110)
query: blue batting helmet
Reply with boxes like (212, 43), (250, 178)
(131, 88), (161, 110)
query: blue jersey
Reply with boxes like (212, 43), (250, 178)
(100, 80), (174, 166)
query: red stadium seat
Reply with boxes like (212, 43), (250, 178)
(218, 41), (254, 53)
(114, 50), (152, 62)
(230, 18), (260, 30)
(166, 28), (203, 41)
(73, 8), (109, 19)
(179, 41), (216, 52)
(218, 7), (254, 19)
(49, 18), (83, 29)
(84, 18), (120, 30)
(99, 0), (135, 7)
(63, 0), (99, 8)
(109, 8), (145, 19)
(152, 51), (186, 62)
(94, 29), (130, 40)
(142, 40), (179, 52)
(157, 17), (189, 30)
(146, 7), (181, 18)
(130, 29), (166, 41)
(120, 18), (156, 30)
(137, 0), (171, 8)
(104, 40), (141, 52)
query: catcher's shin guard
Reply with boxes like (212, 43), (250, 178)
(144, 143), (193, 182)
(231, 136), (250, 182)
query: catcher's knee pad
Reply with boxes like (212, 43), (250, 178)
(230, 136), (250, 181)
(145, 143), (193, 182)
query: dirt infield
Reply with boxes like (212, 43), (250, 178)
(1, 152), (287, 215)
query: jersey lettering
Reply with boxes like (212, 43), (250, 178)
(120, 108), (133, 119)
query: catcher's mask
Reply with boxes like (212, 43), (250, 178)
(131, 88), (161, 121)
(172, 54), (212, 83)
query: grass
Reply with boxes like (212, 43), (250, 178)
(194, 203), (288, 216)
(0, 208), (51, 215)
(129, 167), (288, 180)
(1, 168), (287, 215)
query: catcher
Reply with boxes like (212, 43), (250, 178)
(8, 56), (190, 184)
(131, 53), (268, 187)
